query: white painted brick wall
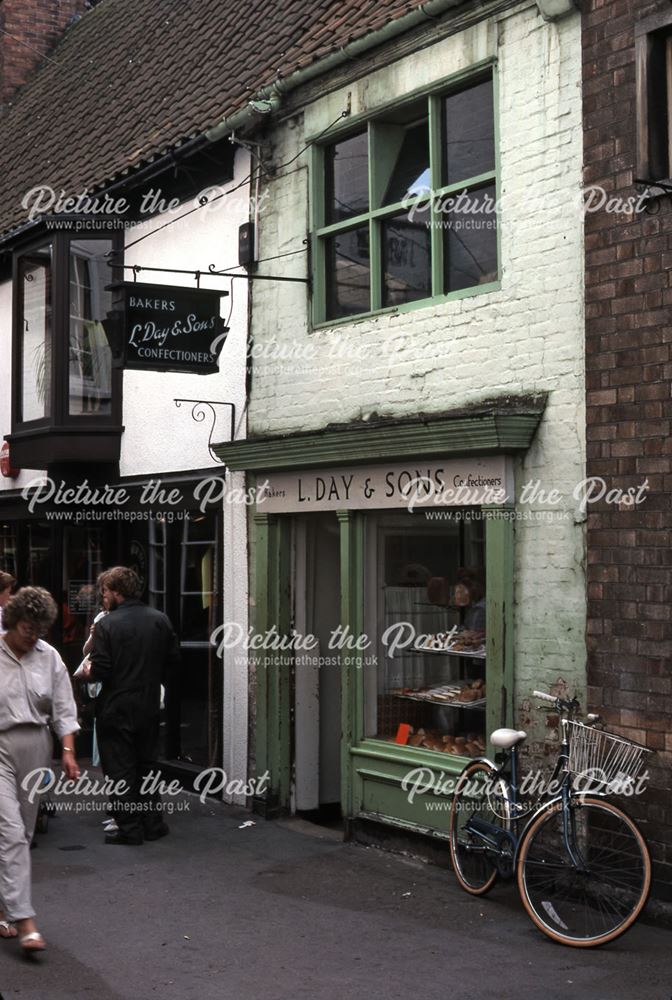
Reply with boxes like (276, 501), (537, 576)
(248, 3), (586, 740)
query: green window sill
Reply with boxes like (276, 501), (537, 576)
(312, 278), (501, 332)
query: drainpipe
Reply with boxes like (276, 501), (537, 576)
(205, 0), (468, 142)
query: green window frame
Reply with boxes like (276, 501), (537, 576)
(311, 66), (500, 327)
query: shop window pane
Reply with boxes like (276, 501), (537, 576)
(184, 514), (217, 542)
(325, 227), (370, 319)
(168, 647), (221, 768)
(69, 239), (113, 416)
(325, 131), (369, 224)
(62, 527), (104, 668)
(180, 594), (213, 643)
(365, 513), (487, 758)
(179, 514), (218, 644)
(382, 204), (432, 308)
(19, 246), (52, 422)
(149, 519), (167, 611)
(27, 523), (51, 587)
(443, 78), (495, 186)
(444, 184), (498, 292)
(0, 524), (18, 577)
(382, 120), (430, 206)
(182, 545), (215, 594)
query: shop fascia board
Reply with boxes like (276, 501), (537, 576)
(214, 397), (547, 472)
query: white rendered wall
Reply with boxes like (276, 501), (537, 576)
(249, 5), (586, 751)
(123, 148), (250, 800)
(121, 147), (250, 476)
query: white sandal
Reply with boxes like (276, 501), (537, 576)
(0, 920), (16, 939)
(20, 931), (46, 953)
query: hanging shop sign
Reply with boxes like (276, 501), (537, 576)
(112, 282), (228, 374)
(255, 457), (514, 513)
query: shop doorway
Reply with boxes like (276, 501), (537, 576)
(293, 512), (342, 820)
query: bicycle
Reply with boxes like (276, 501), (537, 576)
(448, 689), (654, 947)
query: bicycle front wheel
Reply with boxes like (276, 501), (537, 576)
(517, 796), (651, 947)
(449, 761), (510, 895)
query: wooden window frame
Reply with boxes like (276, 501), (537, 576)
(310, 63), (500, 327)
(8, 227), (124, 465)
(636, 11), (672, 184)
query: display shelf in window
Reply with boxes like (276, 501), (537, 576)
(413, 627), (486, 659)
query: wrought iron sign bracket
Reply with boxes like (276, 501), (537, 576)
(174, 399), (236, 463)
(107, 260), (308, 286)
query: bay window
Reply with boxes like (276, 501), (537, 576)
(8, 230), (122, 467)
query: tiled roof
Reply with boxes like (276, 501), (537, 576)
(0, 0), (428, 238)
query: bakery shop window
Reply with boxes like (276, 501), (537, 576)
(313, 70), (498, 325)
(364, 511), (487, 757)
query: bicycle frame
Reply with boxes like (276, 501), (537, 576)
(463, 714), (595, 876)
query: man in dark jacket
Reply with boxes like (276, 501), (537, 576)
(89, 566), (180, 845)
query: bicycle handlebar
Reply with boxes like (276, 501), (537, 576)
(533, 689), (582, 719)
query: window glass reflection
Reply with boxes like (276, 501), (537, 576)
(326, 132), (369, 224)
(325, 227), (371, 319)
(69, 239), (113, 415)
(19, 246), (52, 422)
(444, 79), (495, 186)
(444, 184), (498, 291)
(382, 204), (432, 307)
(383, 120), (430, 205)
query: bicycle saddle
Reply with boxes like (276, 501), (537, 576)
(490, 728), (527, 749)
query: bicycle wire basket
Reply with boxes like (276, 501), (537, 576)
(566, 720), (655, 792)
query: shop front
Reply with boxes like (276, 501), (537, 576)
(216, 400), (544, 837)
(0, 472), (224, 778)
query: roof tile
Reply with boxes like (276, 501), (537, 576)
(0, 0), (425, 236)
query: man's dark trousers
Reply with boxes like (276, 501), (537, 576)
(97, 702), (165, 840)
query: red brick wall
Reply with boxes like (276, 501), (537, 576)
(584, 0), (672, 899)
(0, 0), (88, 104)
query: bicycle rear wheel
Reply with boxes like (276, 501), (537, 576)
(449, 761), (510, 895)
(517, 796), (651, 947)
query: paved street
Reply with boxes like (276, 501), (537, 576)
(0, 786), (669, 1000)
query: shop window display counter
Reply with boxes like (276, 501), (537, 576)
(375, 586), (487, 758)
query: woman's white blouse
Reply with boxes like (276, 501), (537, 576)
(0, 637), (80, 738)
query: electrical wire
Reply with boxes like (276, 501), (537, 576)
(212, 246), (306, 276)
(121, 109), (350, 256)
(0, 27), (62, 67)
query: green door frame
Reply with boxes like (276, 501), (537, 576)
(337, 509), (366, 818)
(252, 512), (292, 816)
